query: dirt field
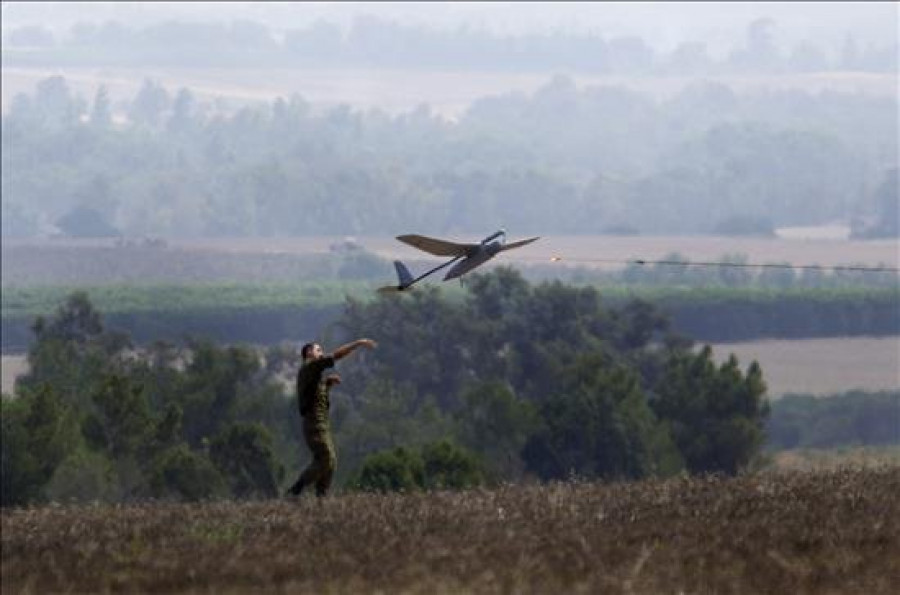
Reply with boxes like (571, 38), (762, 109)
(709, 336), (900, 397)
(4, 234), (897, 271)
(2, 468), (898, 594)
(0, 356), (29, 396)
(3, 67), (896, 118)
(772, 446), (900, 471)
(131, 233), (900, 270)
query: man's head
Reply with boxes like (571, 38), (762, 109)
(301, 342), (324, 361)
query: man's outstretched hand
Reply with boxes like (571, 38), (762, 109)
(333, 338), (378, 360)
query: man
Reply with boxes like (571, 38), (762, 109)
(287, 338), (377, 498)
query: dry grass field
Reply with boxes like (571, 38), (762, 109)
(144, 234), (899, 269)
(709, 336), (900, 396)
(5, 234), (897, 271)
(772, 447), (900, 472)
(2, 468), (898, 594)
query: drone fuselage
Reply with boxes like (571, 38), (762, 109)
(444, 240), (504, 280)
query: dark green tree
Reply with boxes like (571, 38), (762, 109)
(82, 375), (154, 460)
(1, 387), (76, 506)
(421, 440), (485, 490)
(19, 292), (131, 410)
(349, 440), (485, 492)
(651, 346), (769, 474)
(350, 446), (425, 493)
(148, 445), (226, 501)
(522, 353), (677, 481)
(209, 422), (283, 498)
(175, 340), (262, 446)
(455, 381), (538, 478)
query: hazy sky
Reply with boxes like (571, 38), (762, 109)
(2, 1), (896, 56)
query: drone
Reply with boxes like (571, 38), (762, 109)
(378, 229), (540, 292)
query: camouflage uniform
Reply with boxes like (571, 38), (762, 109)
(289, 355), (337, 497)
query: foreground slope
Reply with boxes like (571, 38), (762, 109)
(3, 468), (898, 594)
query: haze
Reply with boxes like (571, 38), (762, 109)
(2, 2), (896, 50)
(1, 1), (897, 240)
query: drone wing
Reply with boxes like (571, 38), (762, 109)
(501, 236), (540, 251)
(396, 234), (477, 257)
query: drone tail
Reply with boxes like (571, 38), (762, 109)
(394, 260), (414, 287)
(377, 260), (415, 293)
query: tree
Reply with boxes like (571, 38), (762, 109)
(148, 445), (226, 501)
(787, 41), (828, 73)
(90, 86), (112, 128)
(667, 41), (711, 74)
(167, 88), (195, 134)
(31, 76), (82, 129)
(43, 449), (117, 504)
(522, 353), (676, 481)
(1, 387), (76, 506)
(349, 440), (484, 492)
(209, 422), (283, 498)
(350, 446), (424, 493)
(651, 346), (769, 474)
(421, 440), (485, 490)
(175, 340), (262, 446)
(852, 168), (899, 239)
(31, 291), (104, 345)
(455, 381), (538, 478)
(56, 206), (120, 238)
(729, 18), (780, 72)
(82, 375), (154, 460)
(129, 79), (170, 127)
(20, 292), (130, 410)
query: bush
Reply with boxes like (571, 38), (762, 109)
(148, 445), (226, 501)
(1, 388), (76, 506)
(209, 423), (284, 498)
(350, 441), (485, 492)
(421, 440), (485, 490)
(351, 446), (424, 493)
(44, 449), (118, 504)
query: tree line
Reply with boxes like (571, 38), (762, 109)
(767, 391), (899, 450)
(2, 72), (897, 240)
(4, 282), (896, 352)
(5, 15), (896, 74)
(2, 269), (773, 505)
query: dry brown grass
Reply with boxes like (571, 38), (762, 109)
(772, 447), (900, 472)
(3, 468), (898, 594)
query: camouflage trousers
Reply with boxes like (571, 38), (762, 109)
(290, 419), (336, 497)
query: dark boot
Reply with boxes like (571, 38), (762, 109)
(286, 477), (305, 497)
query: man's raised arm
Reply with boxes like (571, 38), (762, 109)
(332, 338), (377, 361)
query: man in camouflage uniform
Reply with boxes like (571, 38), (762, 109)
(287, 338), (377, 498)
